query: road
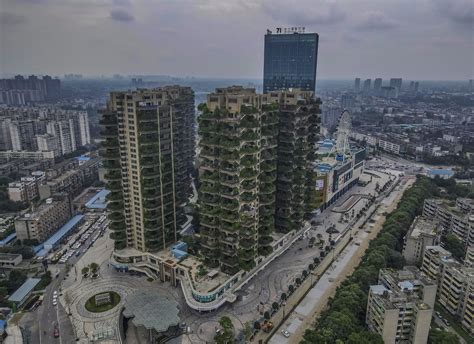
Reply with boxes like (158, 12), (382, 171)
(19, 215), (107, 343)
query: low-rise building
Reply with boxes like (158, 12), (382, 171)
(7, 277), (41, 308)
(7, 176), (41, 203)
(14, 193), (72, 242)
(0, 253), (22, 269)
(366, 266), (437, 344)
(38, 157), (100, 200)
(402, 216), (440, 265)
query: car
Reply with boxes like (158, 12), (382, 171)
(52, 299), (57, 306)
(53, 291), (58, 297)
(53, 326), (59, 338)
(281, 330), (290, 338)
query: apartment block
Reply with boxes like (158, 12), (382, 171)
(38, 157), (100, 199)
(366, 266), (437, 344)
(100, 86), (195, 253)
(15, 194), (72, 242)
(8, 176), (41, 203)
(421, 246), (474, 334)
(402, 216), (440, 265)
(423, 198), (474, 265)
(199, 86), (320, 274)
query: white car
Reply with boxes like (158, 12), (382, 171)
(281, 330), (290, 338)
(52, 297), (57, 306)
(53, 291), (58, 297)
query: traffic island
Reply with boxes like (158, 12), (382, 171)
(84, 291), (121, 313)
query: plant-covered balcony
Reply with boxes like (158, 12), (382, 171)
(221, 222), (240, 233)
(104, 171), (121, 181)
(103, 160), (121, 170)
(240, 105), (258, 114)
(108, 212), (124, 222)
(241, 130), (258, 141)
(106, 191), (123, 202)
(240, 145), (259, 155)
(141, 168), (160, 178)
(219, 210), (239, 222)
(221, 199), (239, 211)
(240, 118), (259, 129)
(241, 180), (257, 191)
(241, 156), (257, 167)
(140, 134), (160, 145)
(200, 183), (219, 194)
(101, 138), (119, 148)
(241, 192), (257, 202)
(140, 144), (160, 156)
(261, 161), (276, 172)
(100, 128), (118, 138)
(220, 151), (239, 161)
(106, 181), (122, 192)
(219, 137), (240, 149)
(240, 168), (258, 179)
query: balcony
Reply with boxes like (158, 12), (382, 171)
(142, 168), (160, 178)
(220, 151), (240, 161)
(100, 128), (118, 138)
(103, 160), (121, 170)
(240, 168), (258, 179)
(241, 146), (259, 155)
(240, 118), (259, 129)
(104, 171), (121, 181)
(106, 181), (122, 192)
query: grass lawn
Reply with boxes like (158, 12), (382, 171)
(85, 291), (121, 313)
(435, 303), (473, 344)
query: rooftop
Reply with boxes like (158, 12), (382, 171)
(36, 214), (84, 257)
(122, 291), (180, 333)
(85, 189), (110, 209)
(408, 216), (439, 239)
(8, 278), (41, 303)
(0, 253), (21, 261)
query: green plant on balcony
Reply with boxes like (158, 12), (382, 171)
(241, 130), (258, 141)
(240, 118), (259, 128)
(240, 105), (258, 114)
(222, 222), (240, 232)
(106, 191), (123, 202)
(220, 151), (239, 161)
(219, 210), (239, 222)
(241, 192), (257, 202)
(106, 181), (121, 191)
(240, 168), (258, 179)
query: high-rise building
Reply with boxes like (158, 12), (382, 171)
(362, 79), (371, 94)
(100, 86), (195, 252)
(373, 78), (382, 94)
(354, 78), (361, 91)
(389, 78), (403, 91)
(341, 94), (355, 110)
(366, 267), (437, 344)
(198, 86), (320, 274)
(263, 29), (319, 93)
(402, 216), (440, 265)
(0, 75), (61, 104)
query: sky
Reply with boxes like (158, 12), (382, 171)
(0, 0), (473, 80)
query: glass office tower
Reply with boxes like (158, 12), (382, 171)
(263, 31), (319, 93)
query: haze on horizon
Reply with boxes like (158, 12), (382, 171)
(0, 0), (473, 80)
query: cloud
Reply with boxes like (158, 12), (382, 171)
(112, 0), (131, 6)
(356, 11), (399, 31)
(110, 9), (134, 22)
(0, 12), (26, 26)
(432, 0), (474, 25)
(263, 0), (346, 26)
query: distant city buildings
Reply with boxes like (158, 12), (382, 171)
(362, 79), (371, 95)
(373, 78), (382, 94)
(0, 107), (91, 157)
(0, 75), (60, 105)
(263, 29), (319, 93)
(389, 78), (403, 92)
(366, 266), (437, 344)
(354, 78), (361, 91)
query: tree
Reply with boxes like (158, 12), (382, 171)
(242, 322), (252, 341)
(295, 277), (302, 286)
(280, 293), (287, 302)
(309, 263), (315, 271)
(215, 316), (235, 344)
(89, 262), (99, 274)
(302, 270), (308, 279)
(288, 284), (295, 294)
(272, 302), (279, 311)
(347, 331), (384, 344)
(428, 328), (460, 344)
(313, 257), (320, 265)
(444, 234), (465, 260)
(81, 267), (89, 276)
(264, 311), (270, 320)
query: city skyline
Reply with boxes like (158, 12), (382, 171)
(1, 0), (473, 80)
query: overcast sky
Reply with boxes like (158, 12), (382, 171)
(1, 0), (473, 80)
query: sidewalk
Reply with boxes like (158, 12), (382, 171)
(5, 324), (23, 344)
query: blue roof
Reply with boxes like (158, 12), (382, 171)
(36, 215), (84, 257)
(85, 189), (110, 209)
(76, 155), (91, 161)
(0, 319), (5, 331)
(0, 233), (16, 247)
(428, 169), (453, 176)
(8, 278), (41, 302)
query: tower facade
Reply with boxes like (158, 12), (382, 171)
(263, 30), (319, 93)
(198, 87), (320, 274)
(100, 87), (195, 252)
